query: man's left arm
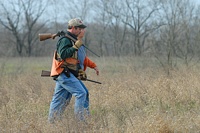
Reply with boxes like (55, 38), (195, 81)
(83, 56), (99, 75)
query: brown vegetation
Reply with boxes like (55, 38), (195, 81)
(0, 56), (199, 132)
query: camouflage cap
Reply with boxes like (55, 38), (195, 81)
(68, 18), (87, 28)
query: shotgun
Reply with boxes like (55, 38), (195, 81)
(39, 31), (100, 57)
(41, 70), (102, 84)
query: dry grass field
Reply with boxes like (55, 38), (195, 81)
(0, 56), (200, 133)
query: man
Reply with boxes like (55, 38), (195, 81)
(48, 18), (99, 123)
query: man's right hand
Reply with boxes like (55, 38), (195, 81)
(73, 29), (85, 49)
(77, 29), (85, 39)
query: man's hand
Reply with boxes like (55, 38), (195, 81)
(77, 29), (85, 40)
(73, 40), (83, 49)
(73, 29), (85, 49)
(94, 67), (99, 75)
(78, 69), (87, 80)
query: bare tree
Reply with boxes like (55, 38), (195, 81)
(91, 0), (130, 56)
(0, 0), (46, 56)
(105, 0), (128, 56)
(0, 1), (23, 56)
(122, 0), (162, 56)
(175, 0), (200, 66)
(91, 0), (112, 56)
(22, 0), (46, 56)
(152, 0), (200, 74)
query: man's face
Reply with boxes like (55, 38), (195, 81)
(72, 27), (84, 36)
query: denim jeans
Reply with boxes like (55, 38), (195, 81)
(48, 72), (89, 123)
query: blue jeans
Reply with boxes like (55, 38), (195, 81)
(48, 72), (89, 123)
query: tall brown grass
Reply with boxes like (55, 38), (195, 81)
(0, 56), (199, 133)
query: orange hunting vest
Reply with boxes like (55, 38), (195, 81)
(50, 51), (79, 77)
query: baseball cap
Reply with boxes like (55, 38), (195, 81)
(68, 18), (87, 28)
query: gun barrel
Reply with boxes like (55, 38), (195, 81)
(86, 79), (102, 84)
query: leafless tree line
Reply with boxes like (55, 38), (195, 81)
(0, 0), (200, 70)
(0, 0), (47, 56)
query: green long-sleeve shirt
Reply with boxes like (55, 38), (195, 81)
(57, 37), (77, 60)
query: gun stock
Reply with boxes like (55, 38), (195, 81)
(39, 33), (57, 41)
(41, 70), (51, 77)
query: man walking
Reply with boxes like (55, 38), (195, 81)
(48, 18), (99, 123)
